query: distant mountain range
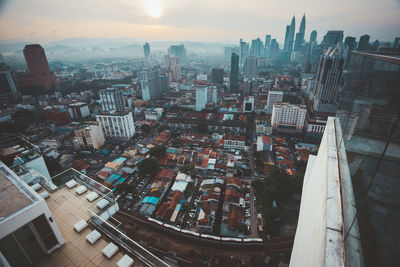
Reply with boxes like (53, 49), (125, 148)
(0, 37), (233, 63)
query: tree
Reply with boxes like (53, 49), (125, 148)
(148, 145), (166, 158)
(141, 124), (152, 134)
(180, 164), (194, 174)
(138, 158), (159, 176)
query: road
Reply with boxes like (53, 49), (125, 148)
(248, 142), (258, 237)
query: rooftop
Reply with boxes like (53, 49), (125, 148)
(0, 164), (34, 219)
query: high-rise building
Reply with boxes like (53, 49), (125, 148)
(250, 38), (263, 57)
(344, 36), (357, 68)
(74, 121), (105, 150)
(294, 14), (306, 52)
(140, 68), (161, 101)
(230, 53), (239, 90)
(0, 63), (18, 103)
(68, 102), (90, 120)
(357, 34), (370, 51)
(270, 39), (280, 61)
(322, 31), (344, 49)
(239, 39), (249, 67)
(244, 56), (257, 78)
(211, 68), (224, 85)
(393, 37), (400, 50)
(344, 36), (356, 51)
(0, 161), (64, 266)
(160, 75), (170, 94)
(95, 111), (135, 139)
(168, 44), (186, 59)
(288, 16), (296, 55)
(266, 91), (283, 114)
(195, 85), (208, 111)
(99, 88), (125, 112)
(207, 86), (218, 104)
(312, 47), (344, 113)
(20, 44), (57, 93)
(264, 35), (271, 48)
(310, 30), (317, 43)
(284, 25), (291, 53)
(271, 102), (307, 133)
(143, 42), (151, 59)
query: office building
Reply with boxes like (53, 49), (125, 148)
(271, 102), (307, 133)
(266, 91), (283, 114)
(74, 121), (105, 150)
(143, 42), (151, 59)
(20, 44), (57, 93)
(140, 68), (161, 101)
(284, 25), (291, 54)
(394, 37), (400, 50)
(195, 85), (208, 111)
(95, 111), (135, 139)
(309, 30), (317, 43)
(99, 88), (125, 112)
(211, 68), (224, 85)
(322, 30), (344, 49)
(160, 75), (170, 94)
(68, 102), (90, 120)
(230, 53), (239, 90)
(0, 63), (18, 103)
(0, 161), (64, 266)
(244, 56), (257, 78)
(312, 47), (344, 114)
(357, 34), (370, 51)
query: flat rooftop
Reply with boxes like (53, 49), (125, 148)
(37, 185), (144, 267)
(0, 166), (34, 219)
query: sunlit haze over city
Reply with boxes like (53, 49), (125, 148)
(0, 1), (399, 267)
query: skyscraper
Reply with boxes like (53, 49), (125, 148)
(344, 36), (356, 51)
(140, 68), (161, 101)
(239, 39), (249, 67)
(294, 14), (306, 51)
(270, 39), (280, 61)
(288, 15), (296, 55)
(250, 38), (263, 57)
(244, 56), (257, 78)
(143, 42), (151, 59)
(312, 47), (344, 113)
(168, 44), (186, 59)
(309, 30), (317, 43)
(322, 30), (344, 49)
(20, 44), (58, 93)
(99, 88), (125, 112)
(264, 35), (271, 48)
(230, 53), (239, 90)
(357, 34), (370, 51)
(211, 68), (224, 85)
(283, 25), (291, 53)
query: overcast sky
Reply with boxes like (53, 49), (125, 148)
(0, 0), (399, 44)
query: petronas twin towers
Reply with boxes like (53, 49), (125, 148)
(284, 14), (306, 56)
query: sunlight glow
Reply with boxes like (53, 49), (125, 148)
(143, 0), (163, 18)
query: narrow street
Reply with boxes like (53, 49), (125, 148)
(248, 142), (258, 237)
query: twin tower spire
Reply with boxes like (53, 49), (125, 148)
(284, 14), (306, 55)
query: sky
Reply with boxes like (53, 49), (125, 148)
(0, 0), (399, 44)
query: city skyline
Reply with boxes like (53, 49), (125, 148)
(0, 0), (399, 44)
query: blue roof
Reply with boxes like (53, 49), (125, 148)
(142, 196), (159, 205)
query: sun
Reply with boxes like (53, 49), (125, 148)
(143, 0), (163, 18)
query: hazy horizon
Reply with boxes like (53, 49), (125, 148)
(0, 0), (399, 45)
